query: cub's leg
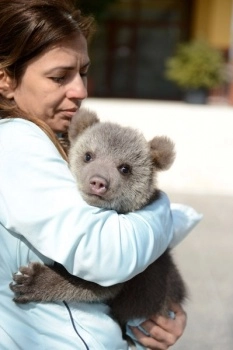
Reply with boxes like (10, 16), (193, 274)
(10, 262), (122, 304)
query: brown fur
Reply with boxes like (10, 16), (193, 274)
(10, 108), (187, 327)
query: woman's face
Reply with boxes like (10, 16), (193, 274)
(11, 34), (90, 133)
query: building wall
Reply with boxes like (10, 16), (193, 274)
(192, 0), (232, 50)
(89, 0), (193, 99)
(88, 0), (232, 100)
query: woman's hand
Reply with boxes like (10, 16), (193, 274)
(130, 303), (187, 350)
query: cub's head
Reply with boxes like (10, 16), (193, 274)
(68, 109), (175, 213)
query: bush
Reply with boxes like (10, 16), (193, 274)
(165, 40), (225, 90)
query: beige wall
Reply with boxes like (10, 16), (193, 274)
(192, 0), (232, 50)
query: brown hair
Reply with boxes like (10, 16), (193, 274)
(0, 0), (95, 159)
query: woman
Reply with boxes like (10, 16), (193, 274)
(0, 0), (190, 349)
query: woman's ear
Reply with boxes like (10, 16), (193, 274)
(0, 69), (15, 99)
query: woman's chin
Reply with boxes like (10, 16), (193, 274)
(49, 120), (71, 133)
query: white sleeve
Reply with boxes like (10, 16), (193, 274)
(0, 119), (173, 286)
(169, 203), (203, 248)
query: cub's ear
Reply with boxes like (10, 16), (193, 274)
(149, 136), (175, 171)
(69, 108), (99, 143)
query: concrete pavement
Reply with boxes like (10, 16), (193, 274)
(170, 192), (233, 350)
(84, 98), (233, 350)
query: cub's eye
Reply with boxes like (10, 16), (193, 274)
(84, 152), (93, 162)
(118, 164), (131, 175)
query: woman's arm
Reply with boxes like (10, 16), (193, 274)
(0, 118), (173, 286)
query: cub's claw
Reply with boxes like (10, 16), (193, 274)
(9, 262), (47, 303)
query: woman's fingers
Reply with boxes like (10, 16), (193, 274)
(131, 303), (187, 350)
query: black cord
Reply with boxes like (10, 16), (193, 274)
(63, 301), (90, 350)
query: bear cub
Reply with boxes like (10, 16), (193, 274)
(10, 108), (187, 327)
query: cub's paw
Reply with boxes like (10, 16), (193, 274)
(9, 262), (47, 303)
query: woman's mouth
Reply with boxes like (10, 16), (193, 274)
(61, 109), (78, 118)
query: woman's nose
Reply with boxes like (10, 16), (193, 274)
(66, 75), (88, 100)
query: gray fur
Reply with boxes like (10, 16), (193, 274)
(10, 108), (187, 327)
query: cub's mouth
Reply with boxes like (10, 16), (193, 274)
(85, 192), (106, 199)
(82, 191), (118, 210)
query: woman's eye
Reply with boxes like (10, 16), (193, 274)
(80, 71), (88, 77)
(50, 76), (65, 84)
(118, 164), (131, 175)
(84, 152), (92, 162)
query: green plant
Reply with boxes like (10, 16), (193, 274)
(165, 40), (225, 90)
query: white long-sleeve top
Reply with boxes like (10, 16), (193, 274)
(0, 118), (201, 349)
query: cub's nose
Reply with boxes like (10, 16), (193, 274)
(89, 176), (108, 195)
